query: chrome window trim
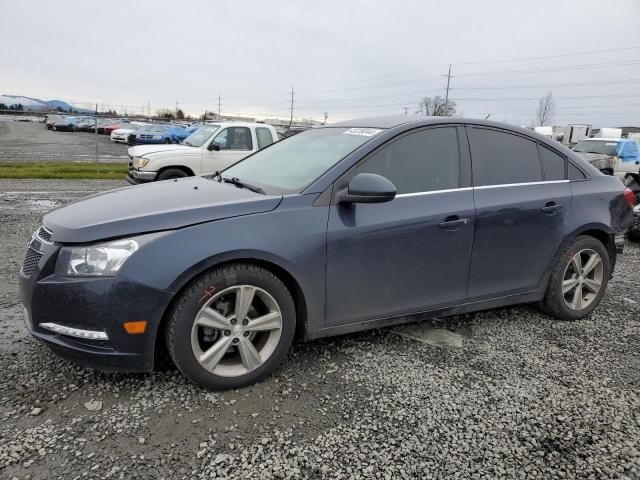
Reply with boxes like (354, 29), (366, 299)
(396, 187), (474, 198)
(394, 180), (570, 198)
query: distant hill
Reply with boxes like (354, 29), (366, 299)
(0, 95), (92, 113)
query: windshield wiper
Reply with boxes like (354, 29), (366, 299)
(222, 176), (265, 195)
(183, 141), (193, 146)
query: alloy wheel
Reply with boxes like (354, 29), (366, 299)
(190, 285), (283, 377)
(562, 249), (604, 310)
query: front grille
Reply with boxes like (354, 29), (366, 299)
(36, 226), (52, 243)
(21, 247), (43, 277)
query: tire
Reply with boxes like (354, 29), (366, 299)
(541, 235), (610, 321)
(164, 138), (172, 144)
(600, 168), (614, 176)
(629, 227), (640, 243)
(156, 168), (188, 181)
(165, 264), (296, 389)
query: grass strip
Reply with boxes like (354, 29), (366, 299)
(0, 162), (127, 179)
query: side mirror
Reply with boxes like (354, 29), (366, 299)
(208, 142), (220, 151)
(338, 173), (397, 204)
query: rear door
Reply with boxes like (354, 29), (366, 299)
(324, 126), (475, 327)
(466, 126), (572, 299)
(202, 126), (254, 174)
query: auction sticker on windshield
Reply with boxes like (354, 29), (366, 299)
(343, 128), (382, 137)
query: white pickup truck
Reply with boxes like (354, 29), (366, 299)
(126, 122), (278, 183)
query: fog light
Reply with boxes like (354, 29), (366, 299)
(123, 321), (148, 334)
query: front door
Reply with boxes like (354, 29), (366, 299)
(465, 126), (572, 299)
(202, 126), (255, 174)
(325, 126), (475, 327)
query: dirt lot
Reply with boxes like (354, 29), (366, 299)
(0, 117), (128, 163)
(1, 179), (639, 480)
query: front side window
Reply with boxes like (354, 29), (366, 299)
(468, 127), (542, 186)
(355, 127), (460, 194)
(213, 127), (252, 151)
(256, 127), (275, 149)
(540, 145), (566, 181)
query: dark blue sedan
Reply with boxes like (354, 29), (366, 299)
(19, 116), (635, 389)
(133, 124), (189, 144)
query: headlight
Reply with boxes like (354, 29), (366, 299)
(56, 232), (169, 276)
(138, 157), (149, 168)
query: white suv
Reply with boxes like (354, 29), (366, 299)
(126, 122), (278, 183)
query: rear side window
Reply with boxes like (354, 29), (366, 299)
(539, 145), (566, 181)
(568, 162), (587, 180)
(355, 127), (460, 194)
(468, 127), (542, 186)
(256, 127), (274, 149)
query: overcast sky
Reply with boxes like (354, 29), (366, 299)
(1, 0), (640, 126)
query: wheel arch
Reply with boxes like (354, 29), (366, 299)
(153, 252), (309, 368)
(540, 223), (616, 294)
(156, 164), (196, 177)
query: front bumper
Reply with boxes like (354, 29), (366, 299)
(126, 169), (157, 184)
(19, 242), (174, 373)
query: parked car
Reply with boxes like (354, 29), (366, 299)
(572, 138), (640, 176)
(130, 124), (188, 146)
(623, 172), (640, 242)
(110, 123), (148, 143)
(19, 117), (635, 389)
(51, 116), (79, 132)
(97, 119), (119, 134)
(45, 114), (64, 130)
(126, 122), (277, 183)
(75, 117), (97, 132)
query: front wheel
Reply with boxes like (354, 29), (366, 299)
(156, 168), (188, 181)
(166, 264), (296, 389)
(541, 236), (610, 320)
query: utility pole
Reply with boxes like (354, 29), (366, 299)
(403, 107), (409, 116)
(175, 100), (179, 121)
(444, 64), (453, 108)
(94, 103), (99, 174)
(218, 94), (221, 119)
(288, 86), (295, 128)
(147, 99), (150, 119)
(323, 112), (328, 125)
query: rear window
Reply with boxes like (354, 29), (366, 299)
(256, 127), (275, 149)
(468, 127), (542, 186)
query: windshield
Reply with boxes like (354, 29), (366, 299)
(147, 125), (168, 133)
(183, 124), (220, 147)
(222, 127), (384, 193)
(573, 140), (619, 156)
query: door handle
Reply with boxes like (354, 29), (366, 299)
(439, 216), (468, 230)
(540, 202), (563, 214)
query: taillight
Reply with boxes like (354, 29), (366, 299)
(623, 187), (635, 209)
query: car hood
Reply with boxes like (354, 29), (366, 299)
(44, 176), (282, 243)
(128, 144), (195, 157)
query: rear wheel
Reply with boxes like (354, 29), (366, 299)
(156, 168), (188, 181)
(541, 236), (610, 320)
(164, 138), (172, 144)
(166, 264), (296, 389)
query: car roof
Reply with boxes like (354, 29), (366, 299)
(205, 121), (275, 128)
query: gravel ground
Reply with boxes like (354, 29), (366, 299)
(0, 117), (128, 163)
(0, 179), (639, 480)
